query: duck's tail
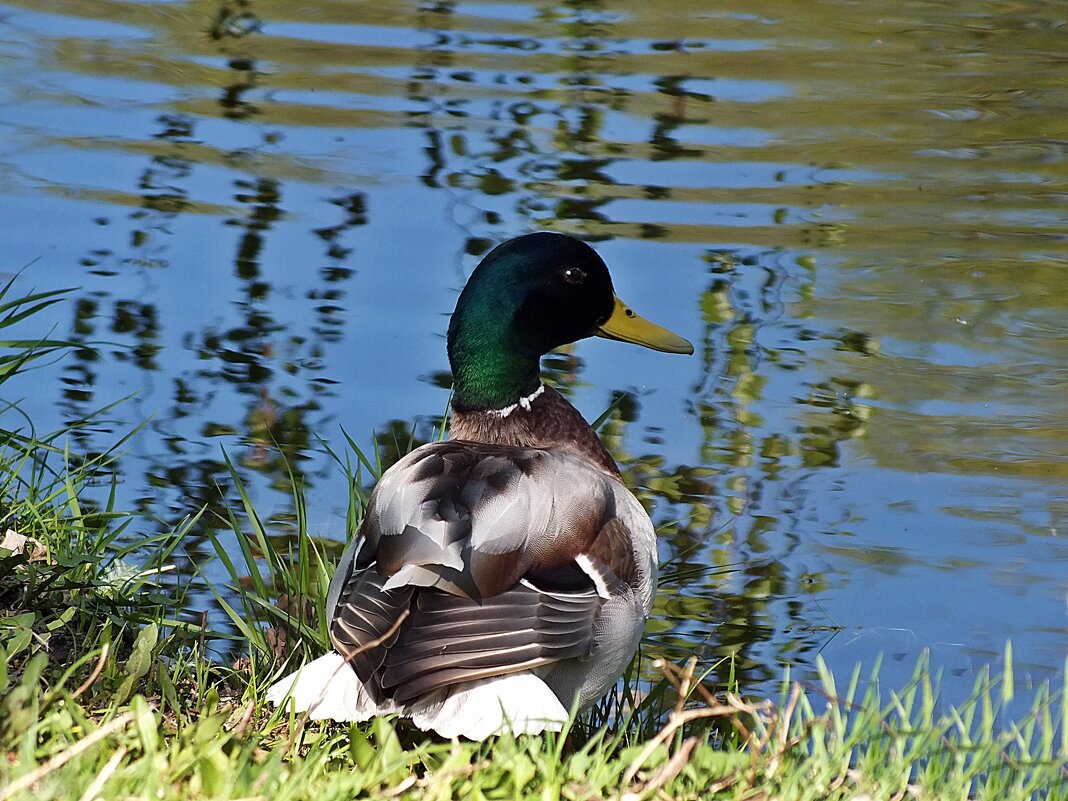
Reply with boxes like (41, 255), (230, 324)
(410, 672), (569, 740)
(266, 651), (385, 721)
(266, 653), (568, 739)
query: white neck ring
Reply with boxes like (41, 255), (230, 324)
(485, 383), (546, 418)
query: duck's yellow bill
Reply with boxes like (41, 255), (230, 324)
(595, 296), (694, 355)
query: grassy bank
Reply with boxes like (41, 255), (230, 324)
(0, 286), (1066, 800)
(2, 425), (1065, 800)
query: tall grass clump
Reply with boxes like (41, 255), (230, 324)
(0, 280), (204, 790)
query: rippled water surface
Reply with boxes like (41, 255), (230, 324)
(3, 0), (1067, 698)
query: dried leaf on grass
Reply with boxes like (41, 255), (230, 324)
(0, 529), (48, 563)
(263, 593), (318, 662)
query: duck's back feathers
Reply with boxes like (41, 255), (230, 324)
(366, 440), (617, 597)
(322, 439), (656, 711)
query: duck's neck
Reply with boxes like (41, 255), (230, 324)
(447, 304), (544, 412)
(449, 384), (622, 479)
(448, 348), (542, 413)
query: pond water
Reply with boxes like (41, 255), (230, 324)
(2, 0), (1066, 702)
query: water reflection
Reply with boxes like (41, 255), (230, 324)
(1, 0), (1065, 697)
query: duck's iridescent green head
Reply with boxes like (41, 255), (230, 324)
(447, 232), (692, 412)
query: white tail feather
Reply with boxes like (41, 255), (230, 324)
(410, 673), (568, 740)
(266, 651), (389, 722)
(267, 656), (568, 740)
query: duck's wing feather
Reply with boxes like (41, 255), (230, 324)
(331, 565), (601, 703)
(369, 441), (620, 597)
(327, 441), (645, 704)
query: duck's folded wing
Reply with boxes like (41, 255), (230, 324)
(332, 563), (602, 703)
(328, 441), (636, 703)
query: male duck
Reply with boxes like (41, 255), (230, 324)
(267, 232), (692, 739)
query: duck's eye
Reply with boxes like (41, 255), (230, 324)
(561, 267), (586, 284)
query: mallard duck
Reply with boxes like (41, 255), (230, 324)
(267, 232), (692, 739)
